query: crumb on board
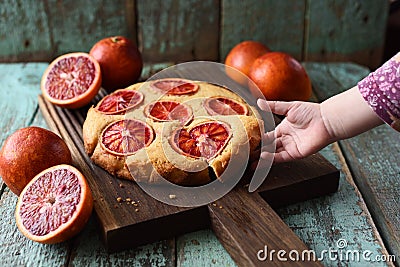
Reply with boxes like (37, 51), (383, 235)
(116, 197), (123, 203)
(119, 183), (124, 188)
(212, 203), (217, 206)
(135, 208), (139, 212)
(219, 205), (223, 209)
(126, 198), (132, 202)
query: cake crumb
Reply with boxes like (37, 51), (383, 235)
(116, 197), (123, 203)
(219, 205), (223, 209)
(119, 183), (124, 188)
(135, 208), (139, 212)
(126, 197), (132, 202)
(169, 194), (176, 199)
(212, 203), (217, 207)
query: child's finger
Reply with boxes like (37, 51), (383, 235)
(257, 99), (293, 116)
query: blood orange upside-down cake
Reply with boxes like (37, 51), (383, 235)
(83, 78), (262, 186)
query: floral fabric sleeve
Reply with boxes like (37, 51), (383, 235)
(357, 52), (400, 131)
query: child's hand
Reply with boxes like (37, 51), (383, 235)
(257, 100), (333, 163)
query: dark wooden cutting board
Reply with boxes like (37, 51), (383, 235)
(38, 91), (338, 266)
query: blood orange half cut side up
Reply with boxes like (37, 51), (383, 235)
(172, 121), (232, 161)
(100, 119), (154, 157)
(96, 89), (143, 115)
(41, 52), (102, 109)
(204, 96), (248, 116)
(144, 100), (193, 125)
(15, 164), (93, 244)
(150, 78), (199, 95)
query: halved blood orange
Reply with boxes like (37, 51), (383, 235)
(96, 89), (143, 115)
(204, 96), (248, 116)
(100, 119), (154, 156)
(41, 52), (102, 109)
(150, 78), (199, 95)
(15, 164), (93, 244)
(144, 100), (193, 125)
(172, 121), (232, 160)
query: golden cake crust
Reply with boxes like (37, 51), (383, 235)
(82, 80), (262, 185)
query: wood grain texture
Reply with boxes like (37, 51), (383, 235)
(209, 187), (322, 266)
(0, 0), (133, 62)
(0, 63), (48, 184)
(0, 1), (51, 61)
(220, 0), (306, 61)
(176, 229), (236, 267)
(277, 143), (394, 267)
(303, 62), (369, 100)
(68, 215), (176, 267)
(305, 0), (389, 68)
(137, 0), (219, 62)
(0, 188), (70, 266)
(45, 0), (135, 57)
(0, 63), (70, 267)
(303, 62), (399, 264)
(340, 127), (400, 262)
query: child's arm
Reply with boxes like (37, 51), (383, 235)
(320, 86), (383, 141)
(258, 87), (382, 163)
(258, 52), (400, 163)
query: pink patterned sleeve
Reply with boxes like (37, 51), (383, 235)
(357, 52), (400, 132)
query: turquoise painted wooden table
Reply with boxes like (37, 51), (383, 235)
(0, 62), (398, 267)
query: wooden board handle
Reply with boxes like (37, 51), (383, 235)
(209, 186), (322, 266)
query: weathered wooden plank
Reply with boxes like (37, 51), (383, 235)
(305, 0), (389, 69)
(0, 1), (51, 62)
(68, 215), (176, 267)
(137, 0), (219, 63)
(340, 127), (400, 262)
(0, 0), (134, 62)
(303, 62), (369, 100)
(177, 230), (236, 267)
(304, 62), (399, 264)
(277, 143), (393, 267)
(0, 63), (69, 267)
(220, 0), (306, 61)
(0, 187), (70, 266)
(0, 63), (48, 182)
(46, 0), (135, 57)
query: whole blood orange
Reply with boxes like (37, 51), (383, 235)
(225, 41), (270, 85)
(41, 52), (102, 109)
(0, 127), (72, 195)
(90, 36), (143, 92)
(248, 52), (312, 101)
(15, 164), (93, 244)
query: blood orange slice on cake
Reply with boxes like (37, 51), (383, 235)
(144, 100), (193, 125)
(41, 52), (101, 109)
(150, 78), (199, 95)
(96, 89), (144, 115)
(100, 119), (154, 156)
(204, 96), (248, 116)
(172, 121), (231, 160)
(15, 164), (93, 244)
